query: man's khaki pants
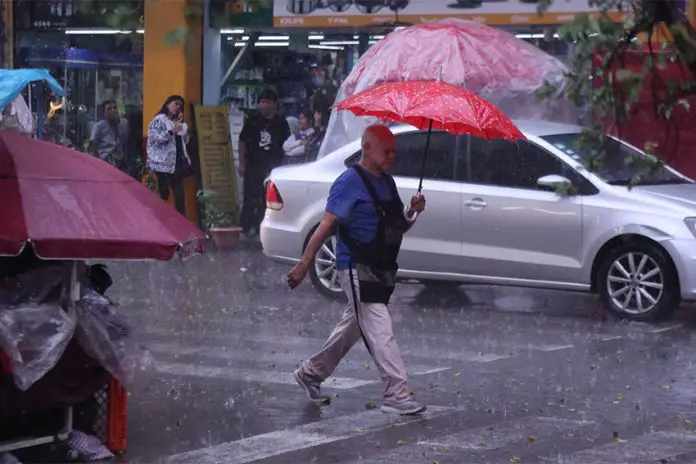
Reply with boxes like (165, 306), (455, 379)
(301, 270), (411, 404)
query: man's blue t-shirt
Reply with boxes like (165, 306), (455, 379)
(326, 168), (399, 270)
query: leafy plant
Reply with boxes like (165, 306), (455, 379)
(196, 189), (237, 230)
(538, 0), (695, 188)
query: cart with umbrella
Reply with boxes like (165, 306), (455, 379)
(0, 129), (206, 460)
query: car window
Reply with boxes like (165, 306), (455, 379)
(462, 136), (583, 190)
(541, 133), (690, 186)
(392, 131), (457, 181)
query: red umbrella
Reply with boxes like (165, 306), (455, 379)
(334, 79), (525, 191)
(0, 130), (206, 260)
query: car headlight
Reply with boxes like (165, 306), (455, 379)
(684, 218), (696, 237)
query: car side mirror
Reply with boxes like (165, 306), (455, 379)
(537, 174), (573, 192)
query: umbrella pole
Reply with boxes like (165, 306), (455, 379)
(417, 120), (433, 193)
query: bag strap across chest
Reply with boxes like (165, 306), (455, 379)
(350, 165), (399, 217)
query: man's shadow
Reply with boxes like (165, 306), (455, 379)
(399, 283), (474, 309)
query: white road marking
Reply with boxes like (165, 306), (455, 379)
(411, 367), (451, 375)
(417, 416), (594, 451)
(154, 362), (450, 389)
(158, 405), (455, 464)
(147, 340), (506, 365)
(557, 431), (696, 463)
(148, 342), (450, 372)
(155, 362), (378, 389)
(589, 334), (623, 342)
(645, 323), (683, 334)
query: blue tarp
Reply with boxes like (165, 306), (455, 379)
(0, 69), (65, 111)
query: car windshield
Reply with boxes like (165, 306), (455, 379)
(541, 133), (690, 186)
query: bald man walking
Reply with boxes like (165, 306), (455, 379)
(287, 124), (427, 415)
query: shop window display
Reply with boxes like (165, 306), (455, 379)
(16, 47), (143, 165)
(223, 46), (344, 168)
(224, 48), (343, 118)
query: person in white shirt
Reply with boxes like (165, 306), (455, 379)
(282, 108), (315, 165)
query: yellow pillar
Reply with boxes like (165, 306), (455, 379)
(143, 0), (202, 225)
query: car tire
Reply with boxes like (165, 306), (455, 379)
(596, 241), (680, 322)
(308, 235), (347, 302)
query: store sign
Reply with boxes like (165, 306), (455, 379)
(17, 0), (142, 30)
(274, 0), (619, 27)
(28, 0), (74, 28)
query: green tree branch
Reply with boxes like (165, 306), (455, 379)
(538, 0), (696, 187)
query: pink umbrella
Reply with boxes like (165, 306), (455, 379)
(320, 19), (575, 158)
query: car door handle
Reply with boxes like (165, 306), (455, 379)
(464, 198), (487, 208)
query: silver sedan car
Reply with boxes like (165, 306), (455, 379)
(261, 120), (696, 322)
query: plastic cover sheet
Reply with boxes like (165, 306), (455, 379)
(319, 19), (578, 158)
(74, 289), (155, 390)
(0, 266), (77, 391)
(0, 96), (34, 135)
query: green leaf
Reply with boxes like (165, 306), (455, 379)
(164, 26), (189, 48)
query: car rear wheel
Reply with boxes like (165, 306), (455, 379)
(597, 241), (680, 321)
(309, 235), (347, 301)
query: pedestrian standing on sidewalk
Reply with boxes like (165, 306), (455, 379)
(282, 108), (314, 165)
(287, 124), (427, 416)
(146, 95), (193, 216)
(304, 106), (329, 163)
(238, 88), (290, 237)
(89, 100), (129, 171)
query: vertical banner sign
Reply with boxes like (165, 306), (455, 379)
(192, 105), (238, 216)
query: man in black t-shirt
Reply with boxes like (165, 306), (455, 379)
(238, 88), (290, 236)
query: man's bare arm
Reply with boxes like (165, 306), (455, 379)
(299, 213), (337, 265)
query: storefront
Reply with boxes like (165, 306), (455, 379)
(9, 0), (144, 152)
(211, 0), (609, 114)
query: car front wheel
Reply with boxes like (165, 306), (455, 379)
(308, 235), (347, 301)
(597, 241), (680, 321)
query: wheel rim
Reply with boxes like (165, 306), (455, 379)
(315, 236), (341, 293)
(607, 252), (664, 315)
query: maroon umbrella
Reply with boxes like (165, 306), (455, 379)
(0, 130), (206, 260)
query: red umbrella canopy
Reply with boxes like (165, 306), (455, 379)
(0, 131), (206, 260)
(334, 80), (526, 142)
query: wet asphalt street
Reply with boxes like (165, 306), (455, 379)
(107, 243), (696, 464)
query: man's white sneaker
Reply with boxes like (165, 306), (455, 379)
(381, 400), (427, 415)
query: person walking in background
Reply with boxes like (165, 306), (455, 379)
(238, 88), (290, 237)
(146, 95), (193, 216)
(282, 108), (315, 165)
(287, 124), (427, 416)
(88, 100), (129, 171)
(305, 106), (329, 162)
